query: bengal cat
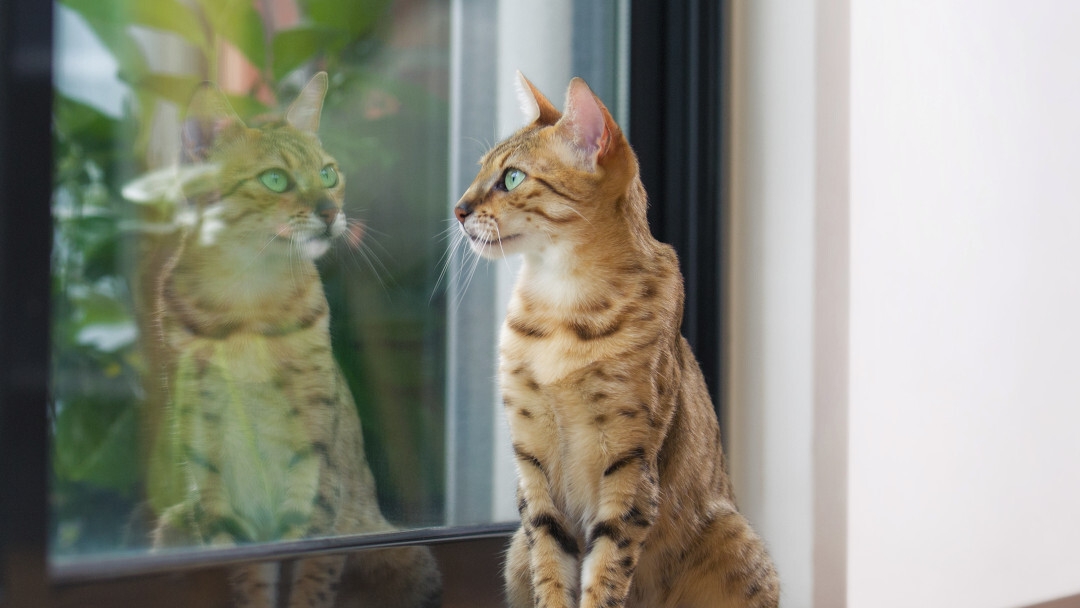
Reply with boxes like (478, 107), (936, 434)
(151, 72), (440, 608)
(454, 73), (779, 608)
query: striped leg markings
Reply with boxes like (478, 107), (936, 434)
(516, 457), (579, 608)
(580, 448), (658, 608)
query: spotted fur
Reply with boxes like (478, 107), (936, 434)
(151, 73), (439, 608)
(456, 73), (779, 608)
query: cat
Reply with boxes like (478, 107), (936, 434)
(454, 73), (780, 608)
(151, 72), (440, 608)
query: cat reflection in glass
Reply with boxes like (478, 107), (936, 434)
(149, 72), (440, 608)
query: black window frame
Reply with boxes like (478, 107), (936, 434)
(0, 0), (728, 604)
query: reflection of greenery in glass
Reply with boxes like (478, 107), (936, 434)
(51, 95), (145, 554)
(50, 0), (448, 556)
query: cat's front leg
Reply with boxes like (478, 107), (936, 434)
(578, 455), (659, 608)
(515, 472), (580, 608)
(230, 562), (281, 608)
(288, 554), (346, 608)
(505, 525), (534, 607)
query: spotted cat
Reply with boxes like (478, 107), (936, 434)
(455, 73), (779, 608)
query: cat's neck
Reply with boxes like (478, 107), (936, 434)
(518, 178), (658, 310)
(171, 225), (321, 311)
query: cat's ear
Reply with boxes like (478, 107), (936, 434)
(182, 82), (243, 163)
(516, 71), (561, 126)
(286, 71), (329, 134)
(556, 77), (616, 170)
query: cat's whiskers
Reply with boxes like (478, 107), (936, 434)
(538, 225), (557, 248)
(343, 217), (366, 250)
(240, 224), (292, 276)
(492, 223), (515, 275)
(431, 221), (463, 302)
(432, 220), (496, 312)
(461, 232), (489, 309)
(549, 201), (591, 225)
(450, 230), (478, 311)
(338, 219), (391, 291)
(465, 136), (494, 157)
(288, 224), (306, 292)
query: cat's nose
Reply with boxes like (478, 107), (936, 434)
(454, 200), (474, 223)
(315, 199), (338, 228)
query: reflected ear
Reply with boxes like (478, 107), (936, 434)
(182, 82), (243, 163)
(286, 71), (329, 134)
(556, 77), (614, 169)
(516, 71), (561, 126)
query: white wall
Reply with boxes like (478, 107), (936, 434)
(848, 2), (1080, 606)
(728, 1), (1080, 607)
(727, 0), (817, 606)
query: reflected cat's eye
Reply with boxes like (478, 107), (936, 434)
(503, 168), (525, 191)
(320, 165), (338, 188)
(259, 168), (291, 193)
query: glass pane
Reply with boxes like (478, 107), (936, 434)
(50, 0), (451, 561)
(444, 0), (628, 527)
(48, 0), (627, 577)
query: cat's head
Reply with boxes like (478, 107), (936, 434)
(454, 73), (643, 260)
(181, 72), (347, 260)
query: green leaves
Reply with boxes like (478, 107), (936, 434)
(51, 279), (140, 498)
(129, 73), (206, 109)
(272, 26), (345, 82)
(305, 0), (389, 34)
(193, 0), (267, 69)
(272, 0), (391, 79)
(62, 0), (269, 78)
(62, 0), (209, 53)
(59, 0), (391, 119)
(53, 397), (138, 493)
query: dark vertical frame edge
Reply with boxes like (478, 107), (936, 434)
(0, 0), (55, 606)
(629, 0), (727, 421)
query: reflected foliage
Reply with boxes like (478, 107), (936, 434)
(50, 0), (449, 556)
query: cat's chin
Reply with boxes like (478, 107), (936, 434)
(300, 238), (331, 259)
(467, 232), (524, 259)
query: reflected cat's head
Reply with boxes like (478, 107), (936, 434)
(180, 72), (349, 260)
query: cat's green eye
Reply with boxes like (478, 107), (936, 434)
(503, 168), (526, 191)
(259, 169), (291, 193)
(320, 165), (338, 188)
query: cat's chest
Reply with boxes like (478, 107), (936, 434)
(172, 332), (343, 533)
(501, 334), (587, 387)
(172, 330), (339, 418)
(165, 239), (328, 337)
(499, 309), (634, 388)
(501, 356), (646, 521)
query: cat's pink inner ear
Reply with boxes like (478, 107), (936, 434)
(516, 71), (561, 126)
(286, 72), (329, 134)
(560, 78), (608, 166)
(182, 116), (232, 162)
(182, 84), (242, 162)
(516, 72), (541, 123)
